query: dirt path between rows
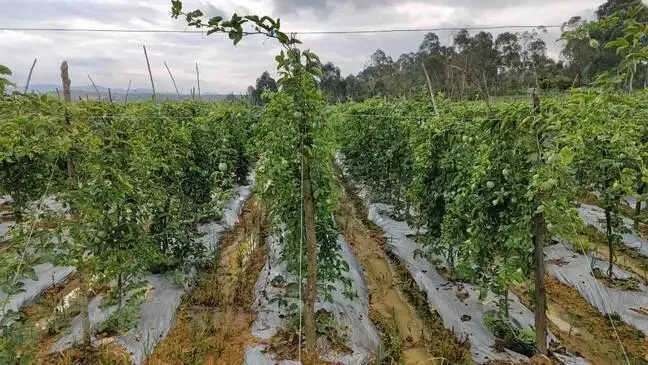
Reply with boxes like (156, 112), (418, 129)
(336, 183), (471, 364)
(146, 197), (268, 365)
(513, 276), (647, 364)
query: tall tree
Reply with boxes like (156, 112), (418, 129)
(250, 70), (278, 105)
(320, 62), (346, 103)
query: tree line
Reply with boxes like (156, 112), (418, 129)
(245, 0), (648, 104)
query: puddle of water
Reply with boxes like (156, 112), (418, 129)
(337, 197), (431, 365)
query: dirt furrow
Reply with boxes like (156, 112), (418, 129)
(146, 197), (268, 365)
(336, 183), (471, 364)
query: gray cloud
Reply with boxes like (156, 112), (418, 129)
(1, 0), (604, 93)
(273, 0), (582, 16)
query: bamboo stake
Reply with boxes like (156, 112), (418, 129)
(108, 88), (113, 103)
(24, 58), (37, 93)
(143, 45), (156, 103)
(125, 80), (131, 105)
(87, 75), (101, 100)
(195, 62), (201, 101)
(421, 61), (438, 115)
(164, 61), (180, 98)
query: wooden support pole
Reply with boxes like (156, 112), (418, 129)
(532, 88), (547, 355)
(125, 80), (131, 105)
(87, 74), (101, 100)
(24, 58), (37, 93)
(143, 45), (156, 103)
(421, 61), (438, 115)
(164, 62), (180, 98)
(195, 62), (201, 101)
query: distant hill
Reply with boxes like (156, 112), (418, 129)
(19, 84), (231, 102)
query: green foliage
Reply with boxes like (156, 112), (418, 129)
(0, 94), (257, 341)
(0, 320), (37, 365)
(96, 293), (145, 336)
(0, 64), (14, 93)
(484, 312), (536, 356)
(334, 89), (646, 316)
(254, 61), (352, 301)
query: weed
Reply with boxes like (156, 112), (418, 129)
(483, 312), (536, 357)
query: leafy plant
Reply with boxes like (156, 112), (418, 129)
(0, 65), (14, 93)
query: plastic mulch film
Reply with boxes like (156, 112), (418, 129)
(367, 202), (530, 363)
(579, 203), (648, 257)
(41, 178), (255, 361)
(50, 294), (121, 353)
(335, 153), (586, 364)
(245, 233), (380, 364)
(198, 176), (254, 255)
(0, 263), (75, 324)
(115, 274), (185, 364)
(546, 240), (648, 336)
(623, 196), (645, 210)
(110, 178), (256, 364)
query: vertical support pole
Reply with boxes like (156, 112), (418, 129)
(532, 88), (547, 355)
(143, 45), (156, 103)
(195, 62), (201, 101)
(24, 58), (37, 93)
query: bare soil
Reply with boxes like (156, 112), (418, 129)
(145, 197), (269, 365)
(336, 180), (471, 364)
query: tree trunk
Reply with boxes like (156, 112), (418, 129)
(532, 211), (548, 355)
(605, 207), (614, 278)
(301, 118), (318, 354)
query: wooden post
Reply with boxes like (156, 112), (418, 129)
(108, 88), (113, 103)
(300, 116), (318, 355)
(143, 45), (156, 103)
(55, 87), (61, 100)
(61, 62), (72, 103)
(634, 182), (644, 229)
(125, 80), (131, 105)
(164, 62), (180, 98)
(87, 74), (101, 100)
(61, 61), (89, 349)
(421, 61), (438, 115)
(195, 62), (201, 101)
(605, 207), (615, 278)
(24, 58), (37, 93)
(532, 88), (547, 355)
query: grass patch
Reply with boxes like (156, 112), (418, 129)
(369, 310), (403, 364)
(45, 344), (131, 365)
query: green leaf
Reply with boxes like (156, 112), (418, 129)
(208, 16), (223, 26)
(0, 64), (12, 76)
(244, 15), (260, 23)
(171, 0), (182, 18)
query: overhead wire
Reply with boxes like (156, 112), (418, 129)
(0, 24), (565, 35)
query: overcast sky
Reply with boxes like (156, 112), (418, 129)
(0, 0), (613, 94)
